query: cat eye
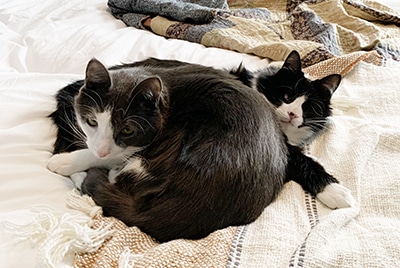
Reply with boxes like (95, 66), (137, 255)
(121, 126), (134, 135)
(283, 93), (295, 103)
(86, 118), (98, 127)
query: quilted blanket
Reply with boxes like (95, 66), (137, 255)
(108, 0), (400, 67)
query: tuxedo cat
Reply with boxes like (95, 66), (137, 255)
(48, 58), (354, 242)
(231, 50), (340, 147)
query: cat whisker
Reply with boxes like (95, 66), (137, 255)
(64, 140), (87, 151)
(56, 122), (85, 142)
(81, 91), (103, 109)
(60, 110), (86, 140)
(123, 90), (142, 117)
(302, 120), (330, 132)
(126, 115), (156, 130)
(310, 102), (324, 116)
(126, 119), (146, 134)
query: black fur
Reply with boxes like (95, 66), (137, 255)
(50, 80), (85, 153)
(231, 51), (341, 146)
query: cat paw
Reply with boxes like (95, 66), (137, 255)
(316, 183), (356, 209)
(70, 172), (87, 190)
(47, 153), (77, 176)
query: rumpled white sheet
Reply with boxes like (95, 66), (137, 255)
(1, 0), (400, 267)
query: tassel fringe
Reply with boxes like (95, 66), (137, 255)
(1, 189), (115, 268)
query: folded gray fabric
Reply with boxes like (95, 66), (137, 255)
(108, 0), (228, 26)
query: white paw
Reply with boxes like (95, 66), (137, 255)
(70, 172), (87, 190)
(316, 183), (356, 209)
(47, 153), (77, 176)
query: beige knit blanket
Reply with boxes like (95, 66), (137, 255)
(66, 57), (400, 267)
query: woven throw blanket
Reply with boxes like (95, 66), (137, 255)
(108, 0), (400, 67)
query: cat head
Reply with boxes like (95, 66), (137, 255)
(75, 58), (166, 159)
(255, 51), (341, 146)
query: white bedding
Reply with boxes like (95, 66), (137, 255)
(1, 0), (399, 267)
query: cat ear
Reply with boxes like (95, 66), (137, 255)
(282, 51), (301, 73)
(84, 58), (111, 91)
(134, 77), (162, 104)
(318, 74), (341, 94)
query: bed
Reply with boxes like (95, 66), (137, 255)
(1, 0), (399, 267)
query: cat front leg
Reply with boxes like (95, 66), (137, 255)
(316, 183), (356, 209)
(47, 149), (97, 176)
(47, 148), (123, 176)
(286, 145), (356, 209)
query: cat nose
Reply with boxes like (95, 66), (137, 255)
(288, 112), (297, 121)
(97, 150), (110, 158)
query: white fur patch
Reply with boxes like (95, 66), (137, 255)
(106, 157), (145, 184)
(317, 183), (356, 209)
(76, 110), (124, 159)
(70, 172), (87, 190)
(121, 157), (145, 174)
(276, 96), (309, 146)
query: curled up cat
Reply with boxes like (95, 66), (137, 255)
(47, 56), (355, 242)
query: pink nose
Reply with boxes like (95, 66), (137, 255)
(97, 151), (109, 158)
(288, 112), (297, 121)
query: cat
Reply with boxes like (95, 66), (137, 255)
(47, 58), (355, 242)
(229, 51), (354, 209)
(231, 50), (341, 147)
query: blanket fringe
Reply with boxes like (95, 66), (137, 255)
(66, 188), (103, 217)
(118, 248), (144, 268)
(1, 189), (115, 268)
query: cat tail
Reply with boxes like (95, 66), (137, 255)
(80, 167), (184, 242)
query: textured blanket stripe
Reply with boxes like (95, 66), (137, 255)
(226, 225), (249, 268)
(288, 193), (319, 267)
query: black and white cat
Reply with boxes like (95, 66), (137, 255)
(230, 51), (354, 210)
(47, 58), (354, 242)
(231, 50), (340, 147)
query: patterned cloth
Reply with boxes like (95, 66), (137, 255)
(108, 0), (400, 67)
(108, 0), (228, 28)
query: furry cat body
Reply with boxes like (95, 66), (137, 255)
(49, 59), (287, 241)
(231, 51), (341, 147)
(48, 57), (355, 242)
(115, 56), (349, 198)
